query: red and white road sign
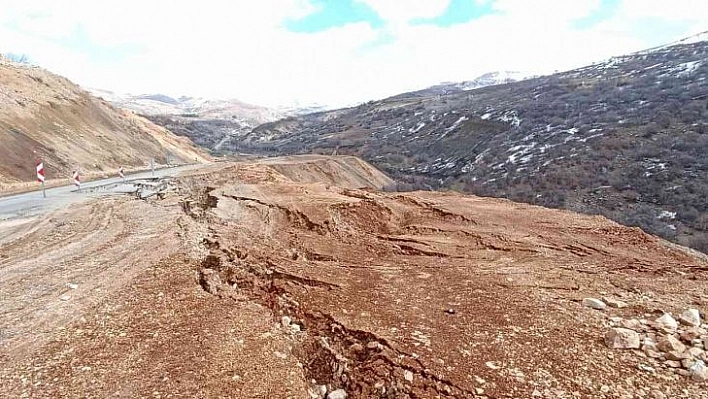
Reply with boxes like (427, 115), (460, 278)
(118, 166), (124, 179)
(36, 161), (45, 183)
(72, 170), (80, 187)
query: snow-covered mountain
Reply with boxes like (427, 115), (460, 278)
(87, 89), (282, 126)
(449, 71), (534, 90)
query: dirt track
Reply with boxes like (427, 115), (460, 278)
(1, 155), (706, 398)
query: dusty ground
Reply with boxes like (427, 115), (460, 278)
(0, 155), (706, 398)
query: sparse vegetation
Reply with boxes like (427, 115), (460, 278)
(215, 40), (708, 253)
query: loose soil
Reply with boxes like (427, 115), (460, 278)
(0, 155), (706, 398)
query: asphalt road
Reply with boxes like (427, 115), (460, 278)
(0, 164), (204, 221)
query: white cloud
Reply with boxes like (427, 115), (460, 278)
(355, 0), (450, 22)
(0, 0), (706, 108)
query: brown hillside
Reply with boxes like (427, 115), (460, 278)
(0, 57), (209, 184)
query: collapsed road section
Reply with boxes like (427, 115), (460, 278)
(1, 155), (707, 398)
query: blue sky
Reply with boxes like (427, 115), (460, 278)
(0, 0), (706, 107)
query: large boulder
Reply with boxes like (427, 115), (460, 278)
(657, 335), (687, 354)
(679, 309), (702, 327)
(583, 298), (607, 310)
(605, 328), (640, 349)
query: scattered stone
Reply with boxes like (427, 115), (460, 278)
(657, 335), (686, 353)
(349, 343), (364, 353)
(605, 328), (640, 349)
(327, 389), (347, 399)
(682, 358), (697, 369)
(366, 341), (380, 350)
(679, 309), (702, 327)
(66, 283), (78, 290)
(485, 361), (501, 370)
(666, 351), (689, 361)
(681, 327), (703, 343)
(290, 323), (301, 333)
(199, 269), (222, 295)
(664, 360), (682, 368)
(445, 308), (456, 315)
(403, 370), (414, 382)
(650, 390), (666, 399)
(688, 347), (705, 359)
(638, 363), (655, 373)
(281, 316), (292, 327)
(583, 298), (607, 310)
(318, 385), (328, 397)
(475, 388), (485, 395)
(620, 319), (643, 331)
(603, 297), (628, 309)
(59, 294), (71, 301)
(655, 313), (678, 330)
(689, 360), (708, 382)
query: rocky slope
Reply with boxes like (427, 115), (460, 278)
(1, 156), (706, 398)
(88, 89), (329, 155)
(0, 57), (209, 184)
(235, 37), (708, 253)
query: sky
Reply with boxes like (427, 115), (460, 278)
(1, 0), (707, 108)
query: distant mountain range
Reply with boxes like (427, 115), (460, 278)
(229, 35), (708, 253)
(87, 89), (331, 154)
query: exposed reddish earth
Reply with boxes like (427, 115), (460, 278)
(1, 156), (706, 398)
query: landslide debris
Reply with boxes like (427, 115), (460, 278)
(1, 156), (707, 398)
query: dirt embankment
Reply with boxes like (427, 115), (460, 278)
(1, 156), (706, 398)
(0, 58), (210, 184)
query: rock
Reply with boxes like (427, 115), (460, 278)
(318, 385), (328, 397)
(403, 370), (414, 382)
(583, 298), (607, 310)
(603, 297), (628, 309)
(638, 363), (655, 373)
(349, 343), (364, 353)
(281, 316), (291, 327)
(689, 360), (708, 382)
(650, 390), (666, 399)
(682, 358), (697, 369)
(657, 335), (686, 353)
(605, 328), (640, 349)
(680, 327), (704, 343)
(679, 309), (702, 327)
(688, 347), (705, 359)
(655, 313), (679, 330)
(445, 308), (456, 315)
(620, 319), (643, 331)
(59, 294), (71, 301)
(485, 361), (501, 370)
(664, 360), (682, 368)
(327, 389), (347, 399)
(66, 283), (78, 290)
(666, 350), (689, 361)
(290, 323), (301, 333)
(199, 269), (222, 295)
(366, 341), (380, 350)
